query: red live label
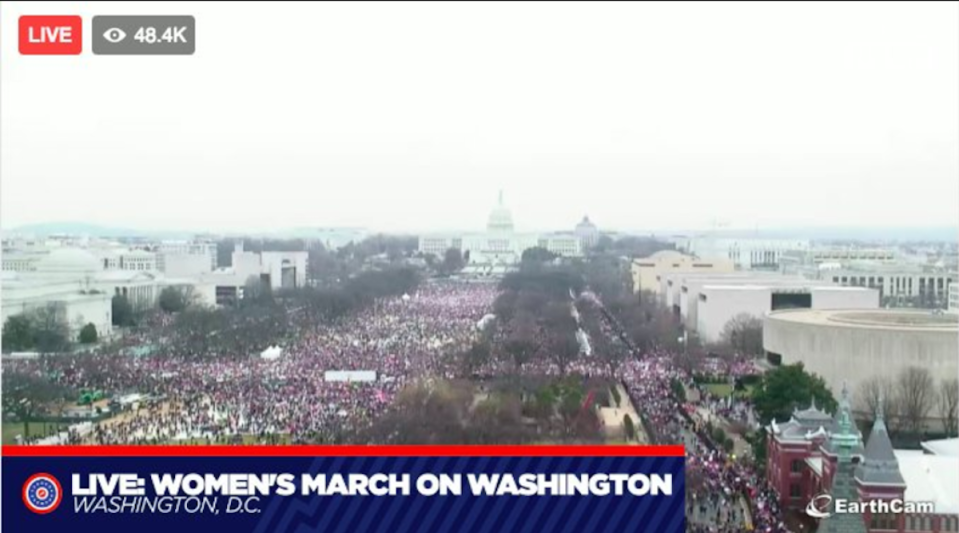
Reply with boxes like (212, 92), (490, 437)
(19, 16), (83, 55)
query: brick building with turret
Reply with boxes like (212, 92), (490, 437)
(766, 384), (959, 532)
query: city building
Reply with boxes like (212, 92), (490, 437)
(417, 192), (586, 277)
(199, 243), (308, 306)
(659, 271), (788, 313)
(152, 241), (218, 272)
(670, 235), (810, 270)
(948, 273), (958, 314)
(631, 250), (736, 296)
(574, 216), (600, 250)
(816, 264), (951, 308)
(779, 247), (900, 269)
(767, 385), (959, 532)
(695, 284), (878, 343)
(287, 227), (368, 250)
(0, 248), (171, 339)
(763, 309), (959, 412)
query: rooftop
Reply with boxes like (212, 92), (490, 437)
(767, 309), (959, 331)
(921, 438), (959, 457)
(895, 450), (959, 515)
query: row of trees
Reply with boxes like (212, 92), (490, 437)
(858, 368), (959, 438)
(489, 266), (585, 376)
(155, 266), (423, 360)
(358, 377), (603, 445)
(216, 235), (421, 288)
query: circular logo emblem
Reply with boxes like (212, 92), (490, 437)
(23, 473), (62, 514)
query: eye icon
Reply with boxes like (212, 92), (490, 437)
(103, 28), (127, 43)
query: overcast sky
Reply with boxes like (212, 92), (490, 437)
(2, 1), (957, 235)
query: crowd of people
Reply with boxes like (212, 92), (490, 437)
(4, 278), (790, 531)
(3, 281), (498, 445)
(578, 292), (787, 533)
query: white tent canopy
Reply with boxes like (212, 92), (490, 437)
(476, 314), (496, 331)
(260, 346), (283, 360)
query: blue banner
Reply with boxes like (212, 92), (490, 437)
(2, 446), (686, 533)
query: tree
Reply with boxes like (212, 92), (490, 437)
(897, 366), (935, 437)
(503, 315), (539, 372)
(752, 363), (837, 424)
(858, 376), (899, 431)
(1, 370), (75, 439)
(78, 323), (98, 344)
(159, 286), (197, 313)
(31, 303), (72, 353)
(2, 314), (34, 352)
(938, 377), (959, 438)
(460, 341), (492, 377)
(520, 247), (559, 271)
(623, 414), (636, 441)
(547, 330), (581, 376)
(242, 275), (273, 306)
(112, 294), (135, 327)
(441, 248), (465, 274)
(493, 291), (519, 324)
(719, 313), (764, 356)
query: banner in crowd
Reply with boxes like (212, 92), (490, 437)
(324, 370), (377, 382)
(3, 445), (685, 533)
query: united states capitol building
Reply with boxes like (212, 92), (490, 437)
(417, 192), (600, 276)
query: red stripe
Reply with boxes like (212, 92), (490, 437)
(2, 445), (685, 457)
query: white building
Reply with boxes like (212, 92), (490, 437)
(798, 262), (953, 307)
(200, 244), (308, 305)
(949, 275), (959, 314)
(764, 309), (958, 413)
(659, 271), (798, 318)
(694, 282), (879, 343)
(292, 227), (368, 250)
(0, 248), (174, 340)
(418, 192), (584, 277)
(574, 216), (600, 250)
(671, 235), (810, 270)
(631, 250), (736, 296)
(154, 241), (217, 272)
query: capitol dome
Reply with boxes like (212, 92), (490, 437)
(37, 248), (101, 274)
(486, 191), (514, 233)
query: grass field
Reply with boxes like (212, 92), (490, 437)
(2, 421), (69, 444)
(704, 383), (755, 398)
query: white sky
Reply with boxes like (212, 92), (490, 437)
(1, 1), (957, 234)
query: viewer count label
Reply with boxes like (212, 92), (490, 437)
(19, 16), (83, 55)
(92, 16), (195, 55)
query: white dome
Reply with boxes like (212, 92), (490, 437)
(486, 191), (514, 233)
(37, 248), (100, 273)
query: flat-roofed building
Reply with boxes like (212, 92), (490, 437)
(630, 250), (735, 296)
(764, 309), (958, 406)
(697, 284), (878, 343)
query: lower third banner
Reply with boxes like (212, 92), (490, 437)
(2, 445), (686, 533)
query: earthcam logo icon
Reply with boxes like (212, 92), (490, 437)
(806, 494), (833, 519)
(23, 473), (63, 514)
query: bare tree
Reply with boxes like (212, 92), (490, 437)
(938, 377), (958, 438)
(897, 366), (935, 437)
(719, 313), (764, 356)
(858, 375), (900, 431)
(547, 330), (581, 376)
